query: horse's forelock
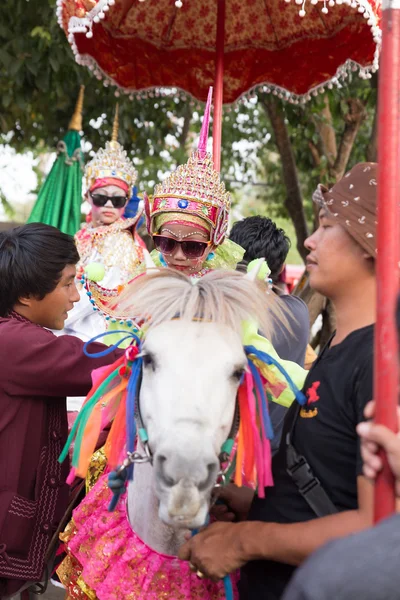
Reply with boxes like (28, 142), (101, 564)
(118, 269), (287, 338)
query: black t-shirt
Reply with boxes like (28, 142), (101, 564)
(269, 295), (310, 454)
(240, 325), (374, 600)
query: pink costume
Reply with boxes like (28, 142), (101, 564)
(60, 474), (235, 600)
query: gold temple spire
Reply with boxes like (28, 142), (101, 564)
(68, 85), (85, 132)
(110, 104), (119, 148)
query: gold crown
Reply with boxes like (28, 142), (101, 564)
(85, 105), (137, 189)
(85, 141), (137, 189)
(153, 150), (230, 210)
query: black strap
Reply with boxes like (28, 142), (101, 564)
(285, 338), (338, 518)
(286, 415), (338, 517)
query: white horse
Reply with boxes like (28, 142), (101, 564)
(62, 268), (289, 599)
(117, 269), (284, 555)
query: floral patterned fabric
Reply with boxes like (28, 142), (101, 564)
(60, 0), (380, 102)
(59, 474), (237, 600)
(75, 218), (144, 284)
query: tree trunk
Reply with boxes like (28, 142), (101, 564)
(329, 98), (367, 181)
(367, 72), (378, 163)
(312, 95), (337, 169)
(259, 96), (309, 260)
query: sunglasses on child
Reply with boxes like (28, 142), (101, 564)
(153, 235), (212, 259)
(89, 192), (128, 209)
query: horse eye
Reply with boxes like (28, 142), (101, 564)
(142, 353), (156, 371)
(232, 368), (245, 382)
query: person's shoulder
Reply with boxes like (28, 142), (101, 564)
(0, 318), (52, 354)
(279, 294), (308, 314)
(0, 317), (53, 336)
(279, 294), (310, 327)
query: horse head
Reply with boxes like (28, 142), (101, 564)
(117, 269), (283, 529)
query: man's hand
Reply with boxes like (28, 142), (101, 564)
(211, 483), (255, 522)
(178, 521), (250, 580)
(357, 400), (400, 496)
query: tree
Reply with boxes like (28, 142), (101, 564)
(1, 0), (377, 272)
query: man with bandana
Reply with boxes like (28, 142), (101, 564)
(282, 294), (400, 600)
(179, 163), (379, 599)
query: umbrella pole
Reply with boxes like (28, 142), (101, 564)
(212, 0), (225, 171)
(374, 0), (400, 523)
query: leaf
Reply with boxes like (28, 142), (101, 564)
(49, 55), (60, 73)
(26, 58), (40, 76)
(0, 48), (12, 68)
(36, 69), (49, 92)
(2, 93), (12, 109)
(30, 26), (52, 44)
(0, 190), (16, 219)
(8, 58), (23, 76)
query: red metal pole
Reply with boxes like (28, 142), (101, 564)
(374, 0), (400, 523)
(212, 0), (225, 172)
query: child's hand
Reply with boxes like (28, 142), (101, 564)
(357, 400), (400, 496)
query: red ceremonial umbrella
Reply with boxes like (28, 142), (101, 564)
(58, 0), (381, 170)
(59, 0), (400, 520)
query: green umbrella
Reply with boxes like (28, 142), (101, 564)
(28, 86), (84, 236)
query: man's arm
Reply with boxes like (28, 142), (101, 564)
(3, 325), (124, 398)
(178, 476), (374, 580)
(243, 476), (373, 565)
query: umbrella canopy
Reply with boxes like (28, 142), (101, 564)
(58, 0), (381, 104)
(27, 86), (84, 236)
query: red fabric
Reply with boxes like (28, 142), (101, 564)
(89, 178), (129, 193)
(61, 0), (380, 102)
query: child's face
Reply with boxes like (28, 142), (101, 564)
(88, 184), (128, 227)
(23, 264), (80, 329)
(155, 222), (212, 275)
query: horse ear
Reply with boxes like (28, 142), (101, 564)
(244, 257), (266, 282)
(143, 249), (160, 272)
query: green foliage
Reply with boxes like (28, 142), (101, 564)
(0, 187), (15, 218)
(0, 0), (377, 248)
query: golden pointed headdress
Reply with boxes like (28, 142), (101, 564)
(69, 85), (85, 131)
(85, 105), (137, 191)
(144, 88), (230, 245)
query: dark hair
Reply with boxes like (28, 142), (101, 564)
(229, 216), (291, 282)
(0, 223), (79, 317)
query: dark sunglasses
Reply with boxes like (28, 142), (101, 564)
(89, 192), (128, 209)
(153, 234), (211, 259)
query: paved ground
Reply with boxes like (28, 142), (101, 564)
(11, 585), (65, 600)
(42, 583), (66, 599)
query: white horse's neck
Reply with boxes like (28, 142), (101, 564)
(127, 460), (188, 556)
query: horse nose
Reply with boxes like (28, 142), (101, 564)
(156, 454), (219, 490)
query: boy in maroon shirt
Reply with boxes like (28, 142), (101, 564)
(0, 223), (123, 598)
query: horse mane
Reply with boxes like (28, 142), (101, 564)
(118, 268), (289, 339)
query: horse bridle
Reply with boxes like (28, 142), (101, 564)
(115, 363), (241, 487)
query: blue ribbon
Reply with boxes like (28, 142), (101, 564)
(244, 345), (306, 405)
(83, 330), (141, 358)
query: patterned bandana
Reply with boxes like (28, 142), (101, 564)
(89, 177), (129, 194)
(313, 162), (377, 258)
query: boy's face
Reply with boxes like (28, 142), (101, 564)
(304, 208), (372, 297)
(87, 184), (128, 227)
(20, 265), (80, 330)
